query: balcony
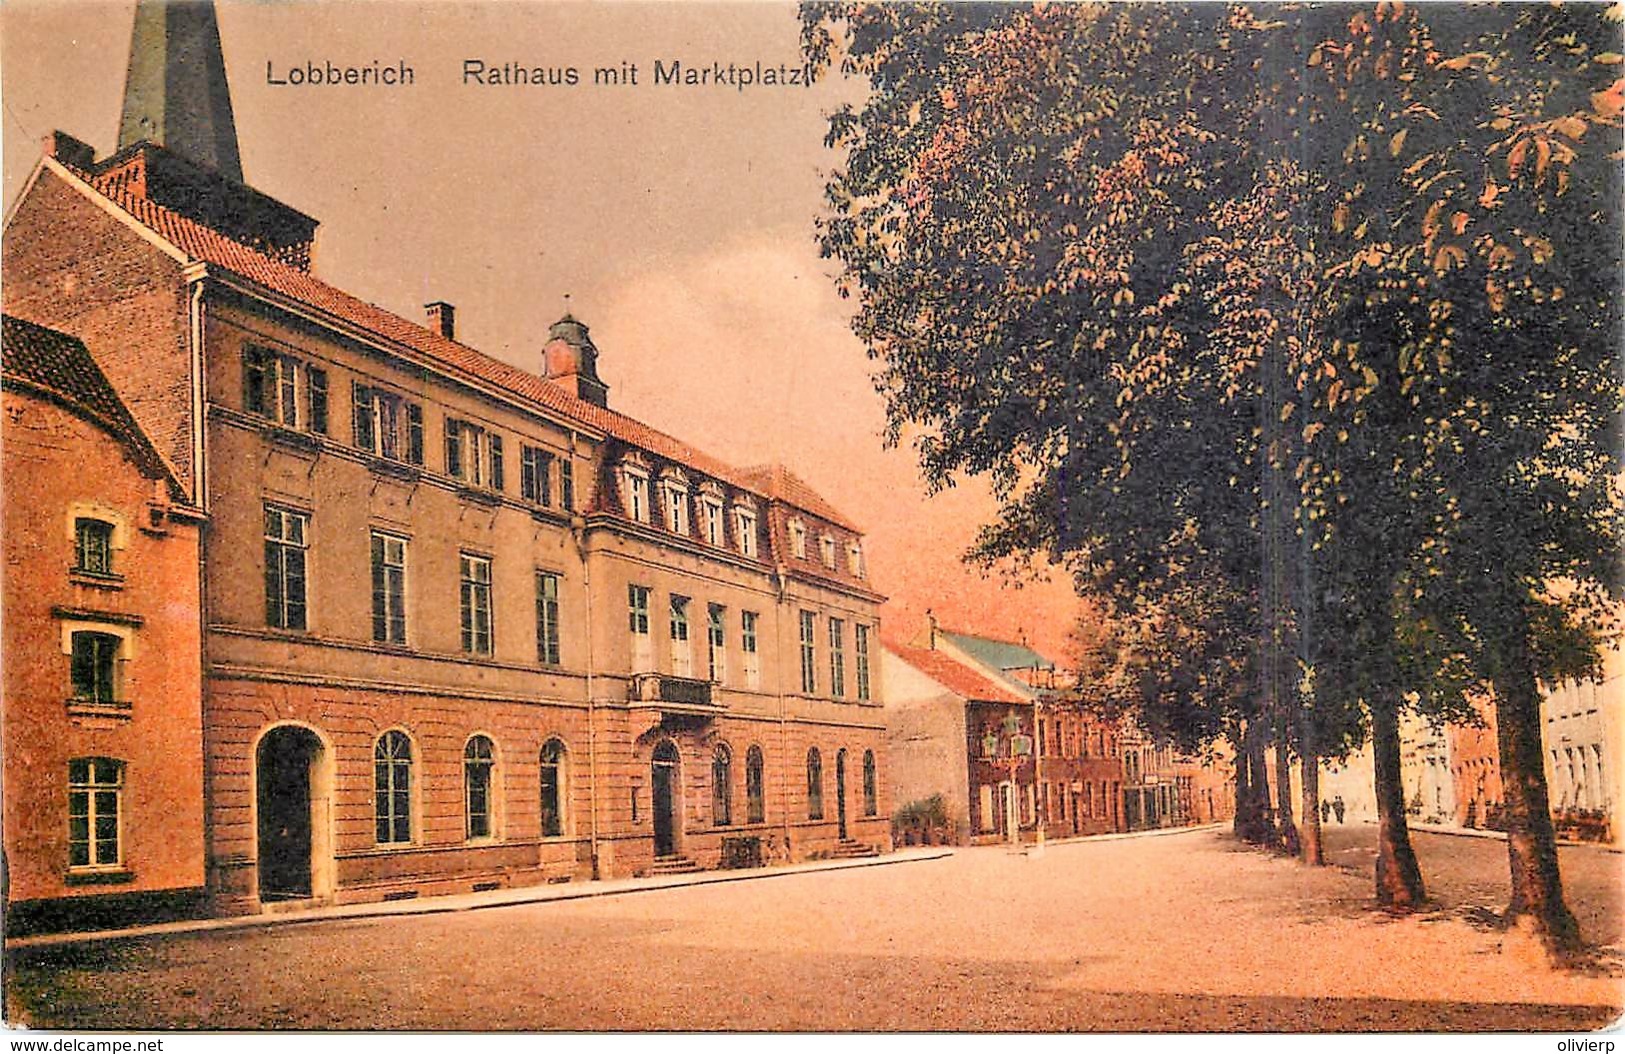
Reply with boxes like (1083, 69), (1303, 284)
(628, 672), (715, 708)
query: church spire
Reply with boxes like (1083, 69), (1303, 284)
(118, 0), (243, 183)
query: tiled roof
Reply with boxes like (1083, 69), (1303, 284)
(887, 643), (1030, 706)
(1, 314), (176, 491)
(52, 159), (855, 530)
(736, 464), (861, 533)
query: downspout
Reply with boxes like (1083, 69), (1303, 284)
(187, 270), (214, 899)
(776, 561), (792, 859)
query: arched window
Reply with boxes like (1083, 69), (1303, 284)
(712, 743), (732, 827)
(464, 735), (496, 840)
(807, 747), (824, 820)
(745, 745), (766, 824)
(862, 750), (878, 817)
(540, 738), (566, 837)
(374, 730), (413, 844)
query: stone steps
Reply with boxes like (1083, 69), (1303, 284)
(641, 854), (703, 876)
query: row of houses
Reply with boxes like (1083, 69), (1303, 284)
(1317, 659), (1622, 844)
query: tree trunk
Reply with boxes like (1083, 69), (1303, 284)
(1232, 727), (1255, 840)
(1371, 697), (1425, 909)
(1248, 724), (1275, 844)
(1274, 710), (1299, 855)
(1493, 638), (1581, 955)
(1299, 719), (1325, 866)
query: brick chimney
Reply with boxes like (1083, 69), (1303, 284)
(425, 301), (455, 340)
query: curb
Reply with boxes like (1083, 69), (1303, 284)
(5, 848), (954, 952)
(1410, 824), (1623, 854)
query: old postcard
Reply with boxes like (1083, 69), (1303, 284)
(1, 0), (1620, 1037)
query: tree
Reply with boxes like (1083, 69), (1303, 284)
(803, 2), (1622, 948)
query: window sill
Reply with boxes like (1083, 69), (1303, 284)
(66, 698), (133, 720)
(368, 457), (421, 483)
(456, 485), (503, 507)
(65, 866), (134, 886)
(261, 424), (322, 454)
(68, 569), (125, 590)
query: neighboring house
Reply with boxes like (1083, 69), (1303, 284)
(1, 316), (207, 933)
(2, 0), (887, 923)
(884, 620), (1124, 844)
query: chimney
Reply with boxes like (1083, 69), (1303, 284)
(45, 131), (96, 170)
(425, 301), (456, 340)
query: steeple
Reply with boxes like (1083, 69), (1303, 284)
(118, 0), (243, 183)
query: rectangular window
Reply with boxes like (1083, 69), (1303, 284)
(625, 472), (650, 523)
(264, 505), (308, 630)
(307, 368), (328, 434)
(735, 509), (758, 558)
(665, 486), (690, 535)
(799, 610), (816, 694)
(707, 603), (726, 684)
(703, 499), (724, 547)
(742, 610), (761, 690)
(629, 584), (652, 670)
(406, 404), (424, 465)
(560, 459), (575, 511)
(488, 434), (505, 491)
(70, 631), (119, 704)
(855, 624), (872, 701)
(521, 446), (553, 505)
(536, 571), (561, 665)
(669, 595), (692, 677)
(370, 532), (407, 645)
(459, 553), (493, 655)
(244, 346), (300, 427)
(829, 617), (846, 697)
(68, 758), (122, 869)
(74, 518), (114, 575)
(448, 419), (484, 483)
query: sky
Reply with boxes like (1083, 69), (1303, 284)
(1, 0), (1085, 659)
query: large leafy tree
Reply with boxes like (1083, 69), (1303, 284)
(804, 1), (1622, 952)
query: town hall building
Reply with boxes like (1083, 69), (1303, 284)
(2, 0), (888, 929)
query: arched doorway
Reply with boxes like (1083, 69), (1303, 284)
(256, 725), (328, 900)
(836, 748), (848, 840)
(652, 740), (680, 857)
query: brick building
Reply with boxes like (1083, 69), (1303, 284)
(883, 622), (1123, 844)
(2, 0), (887, 921)
(1, 316), (208, 932)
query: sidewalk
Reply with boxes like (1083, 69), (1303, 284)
(1408, 821), (1623, 853)
(6, 846), (954, 952)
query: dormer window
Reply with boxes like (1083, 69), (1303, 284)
(848, 541), (865, 579)
(820, 534), (837, 569)
(699, 483), (726, 547)
(659, 470), (691, 536)
(789, 519), (808, 560)
(620, 456), (651, 524)
(733, 501), (759, 559)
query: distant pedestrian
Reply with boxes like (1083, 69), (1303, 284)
(1332, 796), (1346, 824)
(1321, 800), (1331, 824)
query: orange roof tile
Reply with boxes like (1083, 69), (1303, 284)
(735, 464), (860, 533)
(887, 644), (1030, 706)
(54, 159), (853, 530)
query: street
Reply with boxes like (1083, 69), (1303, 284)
(6, 826), (1622, 1031)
